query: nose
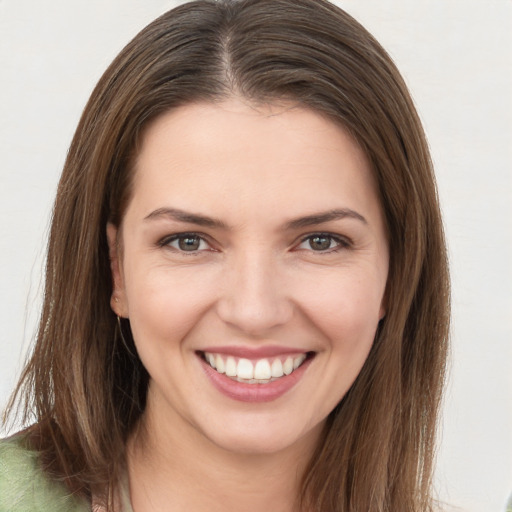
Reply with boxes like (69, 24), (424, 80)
(216, 250), (294, 336)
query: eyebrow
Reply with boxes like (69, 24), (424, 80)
(284, 209), (367, 229)
(144, 206), (367, 230)
(144, 207), (229, 229)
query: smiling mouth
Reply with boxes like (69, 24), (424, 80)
(200, 351), (313, 384)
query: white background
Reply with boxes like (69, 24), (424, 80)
(1, 1), (511, 511)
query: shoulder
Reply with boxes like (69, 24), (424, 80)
(0, 435), (90, 512)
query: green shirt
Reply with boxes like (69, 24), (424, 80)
(0, 436), (90, 511)
(0, 436), (133, 511)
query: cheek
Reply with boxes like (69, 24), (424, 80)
(302, 275), (384, 322)
(298, 271), (384, 350)
(123, 266), (218, 348)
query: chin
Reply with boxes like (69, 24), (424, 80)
(198, 414), (323, 457)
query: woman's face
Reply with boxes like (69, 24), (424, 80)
(109, 100), (389, 456)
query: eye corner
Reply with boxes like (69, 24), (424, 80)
(157, 232), (217, 254)
(294, 232), (352, 253)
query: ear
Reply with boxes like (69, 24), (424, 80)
(106, 223), (128, 318)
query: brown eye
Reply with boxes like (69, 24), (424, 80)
(296, 233), (349, 253)
(308, 235), (333, 251)
(164, 234), (209, 252)
(178, 235), (201, 251)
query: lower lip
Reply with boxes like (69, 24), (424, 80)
(199, 354), (313, 403)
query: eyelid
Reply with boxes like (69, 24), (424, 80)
(295, 232), (352, 251)
(156, 231), (352, 253)
(157, 232), (215, 252)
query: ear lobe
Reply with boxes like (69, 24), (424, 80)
(106, 223), (128, 318)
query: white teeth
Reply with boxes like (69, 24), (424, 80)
(283, 357), (294, 375)
(254, 359), (272, 380)
(204, 352), (308, 382)
(237, 358), (254, 379)
(293, 354), (306, 369)
(215, 354), (225, 374)
(225, 356), (237, 377)
(270, 358), (284, 378)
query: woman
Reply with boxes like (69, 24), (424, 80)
(0, 0), (450, 510)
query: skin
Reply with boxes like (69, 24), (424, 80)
(108, 99), (389, 511)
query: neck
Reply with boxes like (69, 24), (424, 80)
(126, 401), (321, 512)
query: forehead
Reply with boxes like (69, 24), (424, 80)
(127, 99), (381, 224)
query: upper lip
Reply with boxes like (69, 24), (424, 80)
(198, 345), (311, 359)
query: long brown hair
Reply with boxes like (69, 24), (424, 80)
(4, 1), (450, 510)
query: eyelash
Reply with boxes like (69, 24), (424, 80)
(297, 233), (352, 253)
(157, 232), (214, 255)
(158, 232), (352, 255)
